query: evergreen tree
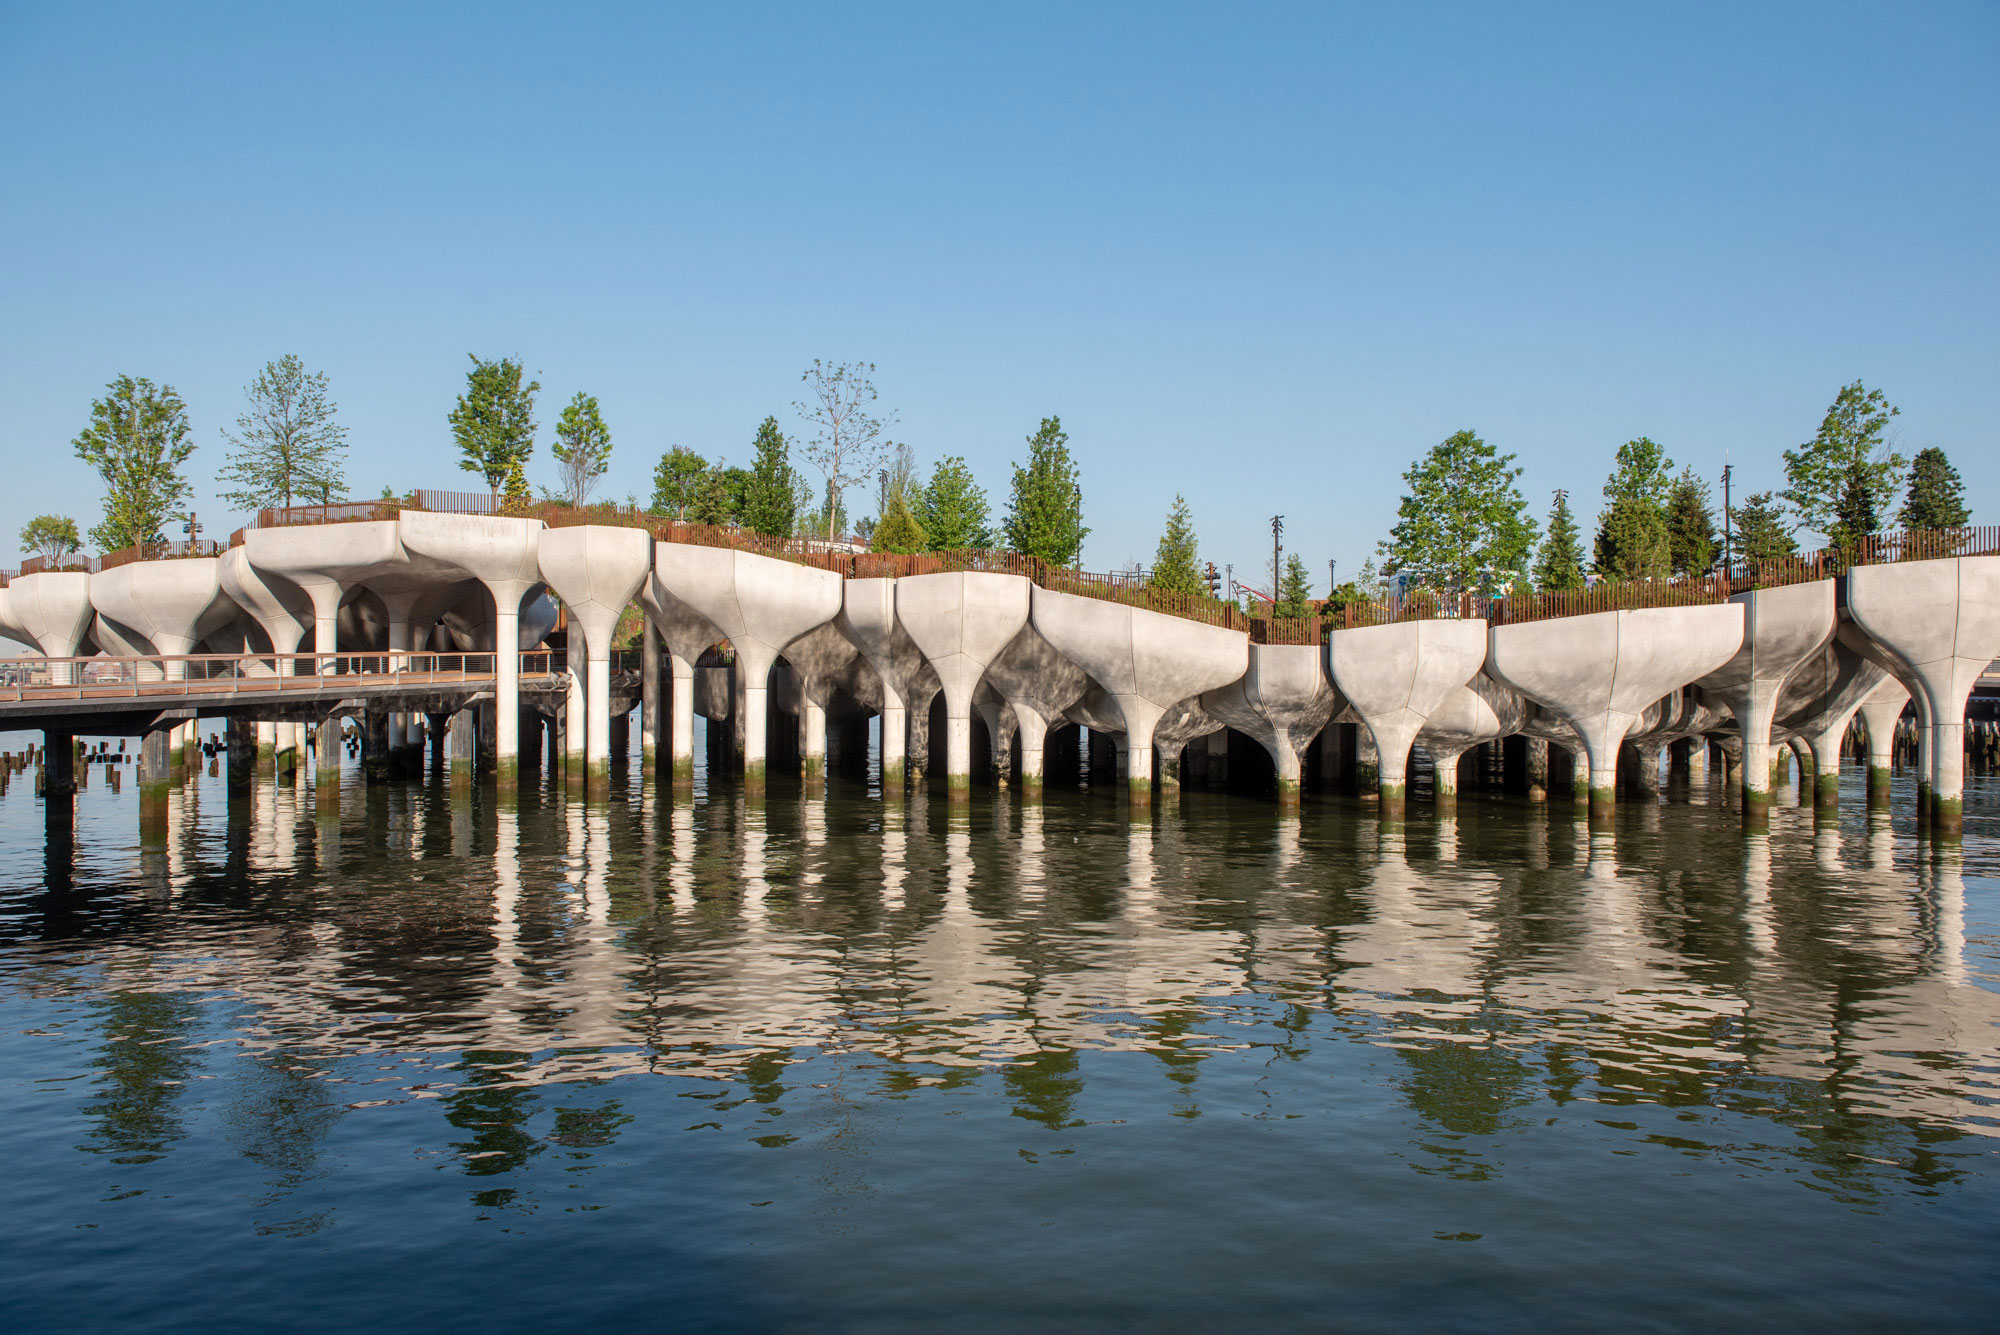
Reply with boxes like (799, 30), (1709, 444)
(1733, 491), (1797, 561)
(1782, 381), (1904, 540)
(72, 375), (197, 552)
(1273, 553), (1315, 618)
(1532, 489), (1586, 590)
(651, 446), (708, 519)
(550, 391), (613, 508)
(1592, 437), (1675, 580)
(1378, 429), (1536, 589)
(871, 486), (926, 554)
(738, 417), (798, 537)
(1663, 466), (1718, 576)
(1828, 461), (1880, 552)
(915, 455), (992, 550)
(1149, 495), (1201, 594)
(688, 464), (736, 527)
(449, 355), (539, 497)
(1898, 446), (1970, 528)
(1002, 416), (1089, 566)
(20, 515), (81, 568)
(216, 354), (348, 510)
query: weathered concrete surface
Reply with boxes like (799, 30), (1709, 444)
(1689, 581), (1835, 825)
(979, 623), (1091, 795)
(835, 578), (931, 791)
(1414, 674), (1527, 814)
(1487, 605), (1743, 818)
(1853, 677), (1912, 809)
(1843, 555), (2000, 833)
(1326, 618), (1488, 819)
(781, 621), (863, 787)
(0, 587), (29, 652)
(1153, 698), (1225, 789)
(895, 572), (1032, 796)
(89, 557), (231, 680)
(539, 525), (653, 781)
(396, 512), (545, 782)
(221, 546), (313, 669)
(639, 564), (727, 787)
(1031, 587), (1248, 804)
(1200, 644), (1342, 810)
(1775, 641), (1891, 810)
(8, 572), (95, 684)
(654, 545), (843, 788)
(972, 682), (1017, 787)
(245, 520), (406, 659)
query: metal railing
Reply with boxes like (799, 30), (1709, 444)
(0, 651), (563, 703)
(97, 538), (226, 571)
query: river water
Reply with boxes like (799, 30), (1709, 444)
(2, 738), (1996, 1332)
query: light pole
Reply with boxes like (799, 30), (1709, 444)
(1270, 515), (1285, 611)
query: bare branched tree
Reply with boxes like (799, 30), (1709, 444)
(794, 360), (897, 540)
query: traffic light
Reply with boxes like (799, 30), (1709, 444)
(1205, 562), (1220, 598)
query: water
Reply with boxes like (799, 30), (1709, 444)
(3, 740), (1997, 1332)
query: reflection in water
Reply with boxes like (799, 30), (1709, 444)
(2, 763), (1998, 1325)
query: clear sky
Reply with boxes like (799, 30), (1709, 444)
(2, 2), (1994, 589)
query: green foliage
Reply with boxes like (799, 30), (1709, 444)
(1274, 553), (1315, 618)
(550, 392), (613, 508)
(72, 375), (197, 552)
(916, 455), (992, 550)
(20, 515), (81, 568)
(795, 360), (896, 539)
(1732, 490), (1797, 562)
(1150, 494), (1201, 595)
(1592, 438), (1674, 581)
(216, 354), (348, 510)
(651, 446), (708, 519)
(687, 464), (737, 527)
(738, 417), (798, 537)
(1664, 467), (1717, 576)
(1003, 416), (1089, 566)
(1378, 429), (1536, 590)
(1782, 381), (1904, 540)
(1828, 462), (1880, 551)
(449, 355), (539, 495)
(1532, 489), (1586, 591)
(871, 485), (926, 553)
(1899, 446), (1970, 528)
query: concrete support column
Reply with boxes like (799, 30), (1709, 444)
(944, 715), (973, 799)
(1632, 743), (1663, 800)
(641, 617), (661, 774)
(227, 718), (256, 795)
(364, 713), (391, 784)
(137, 727), (171, 843)
(42, 728), (77, 829)
(1354, 726), (1378, 796)
(565, 653), (587, 789)
(879, 703), (907, 793)
(1014, 706), (1048, 798)
(741, 665), (771, 794)
(315, 714), (342, 811)
(1272, 737), (1304, 812)
(1933, 716), (1964, 835)
(1806, 725), (1844, 813)
(449, 709), (475, 789)
(1433, 748), (1461, 816)
(802, 701), (827, 790)
(1859, 703), (1900, 810)
(1525, 736), (1549, 801)
(1788, 737), (1815, 795)
(257, 720), (277, 774)
(1915, 695), (1934, 829)
(493, 601), (521, 788)
(670, 657), (697, 788)
(586, 645), (613, 786)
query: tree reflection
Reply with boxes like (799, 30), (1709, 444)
(78, 989), (200, 1171)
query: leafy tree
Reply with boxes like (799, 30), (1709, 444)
(1663, 467), (1718, 576)
(1532, 489), (1586, 590)
(1273, 553), (1315, 618)
(1898, 446), (1970, 528)
(1592, 437), (1675, 580)
(1150, 494), (1202, 595)
(916, 455), (992, 550)
(449, 355), (540, 497)
(20, 515), (81, 568)
(1828, 462), (1880, 552)
(216, 354), (348, 510)
(72, 375), (197, 552)
(871, 486), (926, 553)
(738, 417), (798, 537)
(687, 464), (737, 527)
(1378, 429), (1536, 590)
(1782, 381), (1904, 540)
(1732, 490), (1797, 561)
(550, 392), (613, 508)
(795, 360), (897, 539)
(651, 446), (708, 519)
(1003, 415), (1089, 566)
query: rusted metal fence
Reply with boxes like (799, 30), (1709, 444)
(0, 651), (563, 703)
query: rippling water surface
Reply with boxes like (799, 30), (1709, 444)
(2, 743), (1997, 1332)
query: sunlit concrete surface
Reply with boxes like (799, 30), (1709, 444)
(1327, 618), (1487, 819)
(1693, 581), (1835, 825)
(894, 572), (1031, 796)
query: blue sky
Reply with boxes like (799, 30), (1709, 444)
(2, 2), (1994, 589)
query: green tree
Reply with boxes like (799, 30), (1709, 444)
(1003, 415), (1089, 566)
(1898, 446), (1970, 528)
(1592, 437), (1675, 581)
(1150, 495), (1201, 594)
(795, 360), (897, 539)
(216, 354), (348, 510)
(1532, 489), (1586, 590)
(1828, 462), (1880, 552)
(72, 375), (197, 552)
(1663, 467), (1718, 576)
(549, 392), (612, 508)
(1274, 553), (1315, 618)
(449, 355), (540, 497)
(737, 417), (798, 537)
(1782, 381), (1904, 540)
(688, 463), (737, 527)
(1733, 491), (1797, 561)
(20, 515), (81, 568)
(651, 446), (708, 519)
(1378, 429), (1536, 590)
(915, 455), (992, 550)
(871, 486), (926, 553)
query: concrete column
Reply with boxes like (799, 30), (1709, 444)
(1433, 748), (1461, 816)
(1687, 738), (1709, 785)
(138, 727), (171, 844)
(257, 720), (277, 773)
(227, 718), (256, 795)
(42, 729), (77, 832)
(586, 641), (613, 786)
(1857, 686), (1905, 810)
(565, 653), (587, 788)
(364, 713), (391, 784)
(802, 701), (827, 790)
(315, 713), (342, 811)
(1207, 728), (1231, 790)
(1525, 736), (1549, 801)
(1933, 715), (1963, 834)
(449, 709), (475, 789)
(1014, 705), (1048, 798)
(1632, 742), (1662, 800)
(493, 600), (521, 787)
(641, 616), (661, 773)
(670, 657), (696, 788)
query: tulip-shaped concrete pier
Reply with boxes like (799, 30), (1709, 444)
(9, 571), (95, 685)
(1201, 644), (1341, 811)
(895, 573), (1031, 798)
(639, 567), (726, 788)
(835, 578), (930, 793)
(1853, 678), (1912, 809)
(1327, 619), (1488, 820)
(982, 624), (1091, 797)
(1691, 581), (1835, 827)
(539, 525), (654, 786)
(1415, 675), (1526, 815)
